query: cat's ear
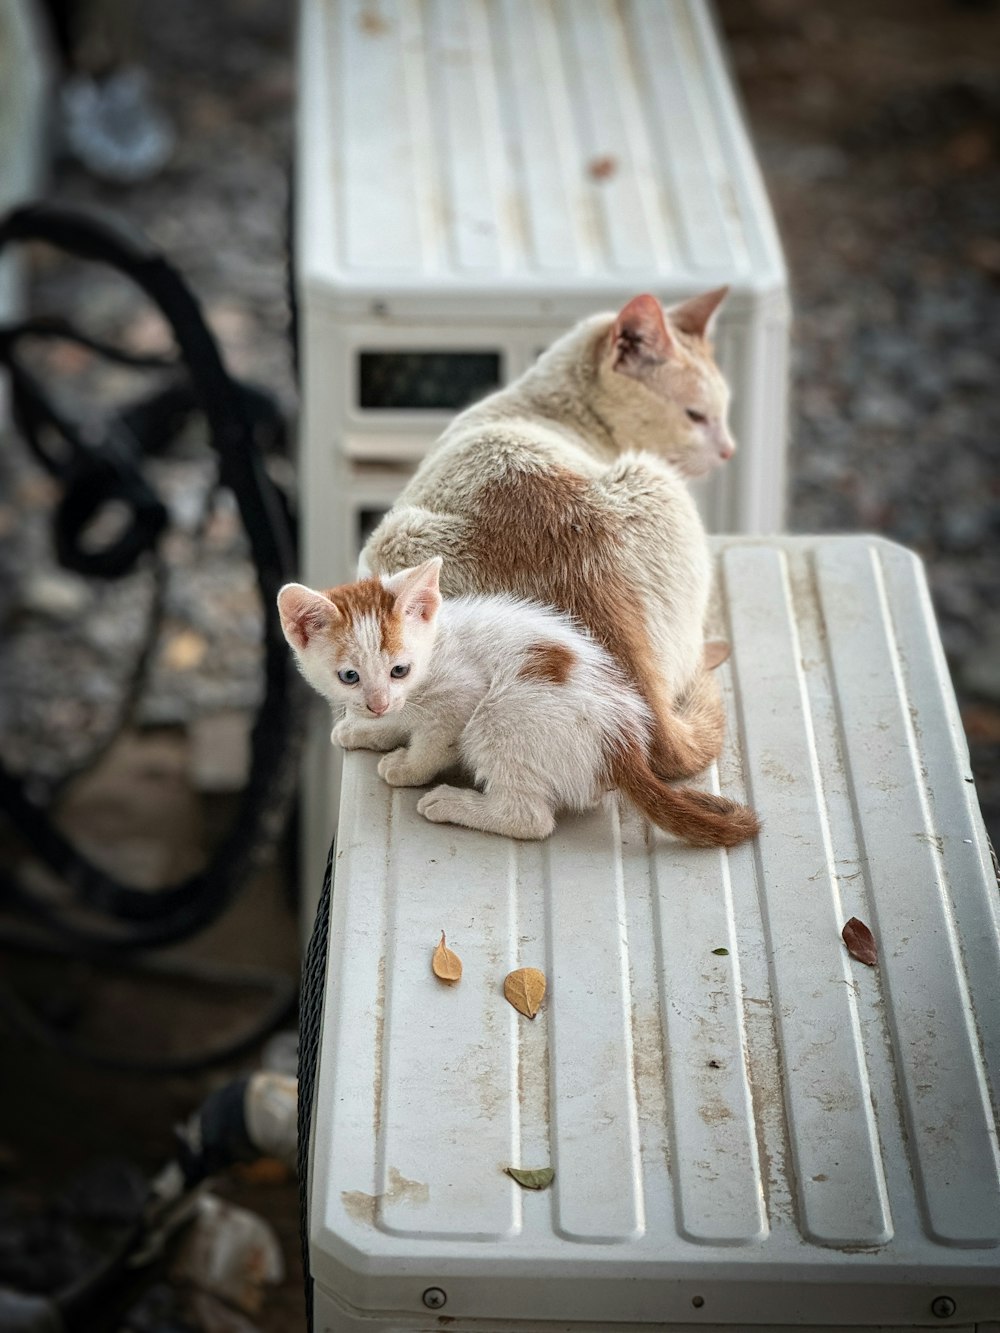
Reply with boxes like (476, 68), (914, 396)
(277, 583), (340, 650)
(667, 286), (729, 339)
(386, 557), (442, 624)
(703, 639), (731, 670)
(610, 294), (676, 378)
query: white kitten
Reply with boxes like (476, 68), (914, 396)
(278, 559), (758, 847)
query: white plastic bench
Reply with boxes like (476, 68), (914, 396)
(305, 534), (1000, 1332)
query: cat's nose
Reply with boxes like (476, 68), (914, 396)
(367, 700), (388, 716)
(718, 436), (735, 461)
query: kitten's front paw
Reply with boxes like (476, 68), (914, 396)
(331, 719), (360, 749)
(416, 784), (469, 823)
(377, 747), (428, 787)
(331, 718), (384, 750)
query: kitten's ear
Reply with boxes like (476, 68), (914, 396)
(277, 583), (339, 651)
(386, 557), (442, 624)
(610, 294), (676, 378)
(667, 285), (729, 339)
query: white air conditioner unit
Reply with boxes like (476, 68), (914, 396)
(295, 0), (790, 591)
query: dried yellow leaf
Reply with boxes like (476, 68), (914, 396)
(503, 967), (546, 1019)
(432, 932), (462, 984)
(505, 1165), (554, 1190)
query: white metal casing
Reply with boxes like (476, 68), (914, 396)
(308, 535), (1000, 1332)
(295, 0), (791, 595)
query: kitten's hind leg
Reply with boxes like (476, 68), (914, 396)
(417, 785), (556, 840)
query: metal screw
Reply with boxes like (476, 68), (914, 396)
(422, 1287), (447, 1310)
(931, 1296), (956, 1319)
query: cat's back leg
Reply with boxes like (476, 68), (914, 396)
(418, 673), (604, 840)
(584, 453), (725, 778)
(417, 784), (556, 840)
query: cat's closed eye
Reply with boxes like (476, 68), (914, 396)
(338, 668), (360, 684)
(391, 664), (411, 679)
(686, 408), (708, 425)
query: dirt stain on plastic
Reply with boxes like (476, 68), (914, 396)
(341, 1167), (429, 1226)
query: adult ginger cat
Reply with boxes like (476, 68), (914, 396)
(361, 289), (757, 846)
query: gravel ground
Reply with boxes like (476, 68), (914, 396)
(719, 0), (1000, 835)
(0, 1), (997, 1330)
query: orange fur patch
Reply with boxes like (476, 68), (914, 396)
(321, 577), (404, 654)
(518, 641), (575, 686)
(466, 466), (724, 779)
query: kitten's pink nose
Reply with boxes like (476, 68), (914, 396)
(718, 438), (735, 461)
(367, 700), (388, 716)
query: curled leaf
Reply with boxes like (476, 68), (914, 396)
(503, 967), (546, 1019)
(505, 1166), (554, 1191)
(711, 947), (729, 956)
(432, 932), (462, 984)
(842, 916), (877, 967)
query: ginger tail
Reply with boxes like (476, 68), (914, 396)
(611, 739), (760, 849)
(610, 619), (725, 780)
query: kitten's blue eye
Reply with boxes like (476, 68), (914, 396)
(338, 669), (360, 685)
(390, 664), (410, 679)
(686, 409), (708, 425)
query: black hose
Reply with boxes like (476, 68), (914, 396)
(0, 202), (303, 952)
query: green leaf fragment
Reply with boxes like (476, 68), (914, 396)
(711, 947), (729, 956)
(504, 1166), (554, 1191)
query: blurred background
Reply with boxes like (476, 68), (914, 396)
(0, 0), (997, 1329)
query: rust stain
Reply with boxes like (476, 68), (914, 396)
(588, 154), (618, 180)
(358, 9), (389, 35)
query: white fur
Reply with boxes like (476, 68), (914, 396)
(286, 563), (652, 841)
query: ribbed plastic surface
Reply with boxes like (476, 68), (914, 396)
(299, 0), (786, 302)
(309, 535), (1000, 1328)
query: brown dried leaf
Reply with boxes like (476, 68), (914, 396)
(842, 916), (877, 967)
(505, 1165), (554, 1191)
(503, 967), (546, 1019)
(432, 932), (462, 984)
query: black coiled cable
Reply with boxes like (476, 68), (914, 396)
(0, 202), (302, 953)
